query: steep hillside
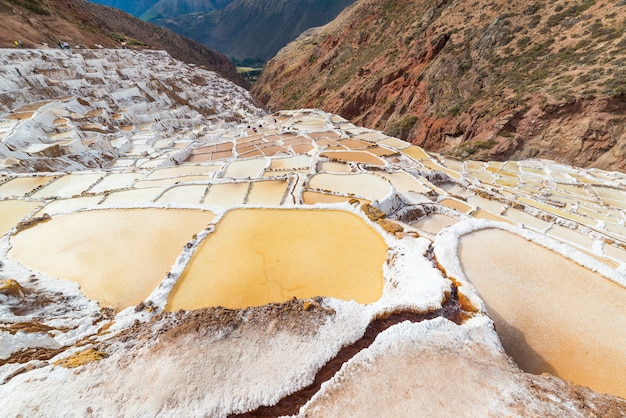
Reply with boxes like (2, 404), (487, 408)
(253, 0), (626, 172)
(153, 0), (356, 65)
(0, 0), (246, 86)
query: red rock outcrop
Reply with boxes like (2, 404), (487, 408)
(253, 0), (626, 171)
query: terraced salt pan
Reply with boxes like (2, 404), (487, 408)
(133, 176), (212, 189)
(365, 146), (397, 157)
(412, 214), (459, 235)
(400, 146), (430, 161)
(0, 176), (55, 198)
(337, 138), (370, 149)
(38, 196), (103, 215)
(268, 155), (311, 171)
(146, 165), (220, 179)
(466, 195), (507, 214)
(167, 209), (387, 310)
(501, 208), (551, 231)
(102, 188), (161, 204)
(376, 172), (431, 194)
(30, 173), (102, 199)
(302, 192), (369, 205)
(89, 173), (145, 193)
(0, 200), (40, 236)
(246, 180), (288, 205)
(320, 161), (351, 173)
(202, 182), (248, 206)
(458, 229), (626, 398)
(320, 151), (386, 166)
(439, 198), (473, 214)
(308, 173), (391, 201)
(603, 244), (626, 263)
(599, 196), (626, 211)
(418, 159), (462, 180)
(9, 208), (215, 310)
(138, 159), (166, 169)
(472, 210), (514, 224)
(467, 170), (496, 184)
(223, 157), (267, 178)
(546, 224), (596, 251)
(156, 185), (207, 204)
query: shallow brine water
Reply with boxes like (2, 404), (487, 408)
(458, 228), (626, 398)
(9, 208), (215, 310)
(167, 209), (388, 310)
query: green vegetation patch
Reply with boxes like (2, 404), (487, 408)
(453, 139), (497, 157)
(387, 115), (419, 140)
(8, 0), (49, 15)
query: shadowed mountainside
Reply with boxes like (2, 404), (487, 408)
(88, 0), (233, 21)
(87, 0), (159, 16)
(151, 0), (356, 65)
(253, 0), (626, 171)
(0, 0), (246, 86)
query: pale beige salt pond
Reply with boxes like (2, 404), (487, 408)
(223, 157), (267, 179)
(458, 229), (626, 398)
(30, 173), (102, 199)
(245, 180), (288, 205)
(268, 155), (311, 171)
(376, 172), (431, 194)
(102, 188), (161, 204)
(412, 214), (459, 236)
(38, 196), (103, 215)
(89, 173), (145, 194)
(0, 200), (40, 236)
(303, 192), (369, 205)
(472, 210), (514, 224)
(156, 185), (208, 205)
(166, 208), (387, 310)
(308, 173), (391, 201)
(320, 162), (351, 173)
(202, 182), (248, 206)
(439, 198), (473, 214)
(546, 224), (596, 251)
(0, 176), (55, 198)
(146, 165), (220, 179)
(133, 176), (212, 189)
(9, 208), (215, 310)
(320, 151), (386, 166)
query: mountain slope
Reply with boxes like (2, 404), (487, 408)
(153, 0), (356, 64)
(0, 0), (246, 86)
(253, 0), (626, 171)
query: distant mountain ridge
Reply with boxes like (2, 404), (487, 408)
(86, 0), (160, 17)
(144, 0), (356, 65)
(88, 0), (233, 20)
(253, 0), (626, 172)
(0, 0), (246, 86)
(140, 0), (233, 21)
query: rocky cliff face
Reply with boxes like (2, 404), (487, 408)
(0, 0), (246, 86)
(253, 0), (626, 171)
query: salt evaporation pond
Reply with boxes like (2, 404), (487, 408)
(413, 214), (459, 236)
(9, 208), (215, 310)
(166, 208), (388, 310)
(458, 228), (626, 398)
(0, 176), (54, 198)
(0, 200), (40, 236)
